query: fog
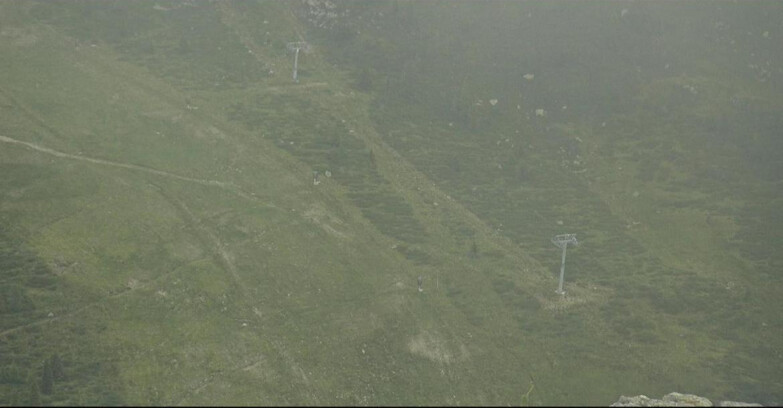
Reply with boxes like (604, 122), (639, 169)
(0, 1), (781, 405)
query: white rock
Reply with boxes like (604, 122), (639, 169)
(523, 73), (534, 80)
(489, 99), (498, 106)
(716, 401), (763, 407)
(535, 108), (546, 117)
(662, 392), (712, 407)
(611, 392), (754, 407)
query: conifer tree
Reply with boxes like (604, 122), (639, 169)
(470, 240), (479, 258)
(50, 354), (64, 381)
(27, 376), (41, 406)
(41, 360), (53, 395)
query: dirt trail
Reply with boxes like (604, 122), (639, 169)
(151, 184), (246, 296)
(0, 134), (256, 337)
(173, 353), (267, 406)
(0, 257), (206, 339)
(0, 134), (263, 203)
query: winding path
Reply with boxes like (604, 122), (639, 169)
(0, 134), (265, 203)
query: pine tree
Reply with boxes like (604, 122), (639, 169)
(27, 376), (41, 406)
(41, 360), (53, 395)
(469, 240), (479, 258)
(356, 67), (373, 91)
(50, 354), (64, 381)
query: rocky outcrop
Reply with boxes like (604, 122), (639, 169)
(611, 392), (762, 407)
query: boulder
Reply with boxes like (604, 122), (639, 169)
(611, 392), (762, 407)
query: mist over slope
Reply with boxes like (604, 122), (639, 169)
(0, 1), (781, 405)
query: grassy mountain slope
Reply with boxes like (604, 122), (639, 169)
(0, 1), (781, 406)
(305, 0), (783, 404)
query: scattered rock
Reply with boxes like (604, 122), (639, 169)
(717, 401), (764, 407)
(611, 392), (762, 407)
(126, 278), (140, 290)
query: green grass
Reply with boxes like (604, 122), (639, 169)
(0, 1), (781, 406)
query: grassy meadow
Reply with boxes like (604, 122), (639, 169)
(0, 1), (781, 405)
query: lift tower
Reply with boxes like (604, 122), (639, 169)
(286, 41), (310, 82)
(551, 233), (578, 295)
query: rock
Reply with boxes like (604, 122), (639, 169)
(612, 395), (652, 407)
(716, 402), (763, 407)
(489, 99), (498, 106)
(663, 393), (713, 406)
(611, 393), (762, 407)
(523, 73), (534, 80)
(535, 108), (546, 117)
